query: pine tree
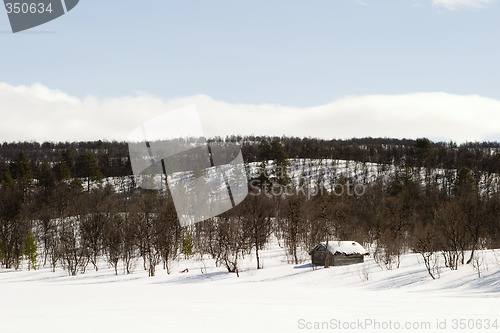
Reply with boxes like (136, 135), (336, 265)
(39, 160), (57, 198)
(23, 231), (38, 271)
(11, 152), (32, 180)
(53, 161), (71, 181)
(2, 170), (15, 188)
(455, 167), (477, 197)
(249, 161), (271, 192)
(271, 140), (290, 186)
(75, 150), (103, 192)
(10, 152), (33, 202)
(182, 230), (193, 259)
(61, 149), (75, 172)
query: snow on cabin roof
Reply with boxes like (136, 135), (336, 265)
(319, 241), (368, 256)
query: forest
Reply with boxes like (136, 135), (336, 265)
(1, 136), (500, 279)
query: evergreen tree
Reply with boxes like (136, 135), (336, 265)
(10, 152), (33, 201)
(75, 150), (103, 192)
(415, 137), (432, 150)
(10, 152), (32, 180)
(181, 229), (193, 259)
(455, 167), (477, 197)
(23, 231), (38, 271)
(2, 170), (15, 188)
(38, 160), (57, 198)
(249, 161), (271, 192)
(258, 139), (273, 161)
(271, 140), (290, 186)
(62, 149), (75, 173)
(53, 161), (71, 181)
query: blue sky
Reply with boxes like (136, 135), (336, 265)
(1, 0), (500, 142)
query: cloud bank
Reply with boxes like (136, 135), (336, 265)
(432, 0), (494, 10)
(1, 82), (500, 143)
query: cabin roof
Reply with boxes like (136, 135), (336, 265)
(310, 241), (368, 256)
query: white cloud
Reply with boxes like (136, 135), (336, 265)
(432, 0), (494, 10)
(1, 82), (500, 143)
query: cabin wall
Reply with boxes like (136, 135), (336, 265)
(330, 253), (364, 266)
(310, 249), (364, 267)
(311, 248), (327, 266)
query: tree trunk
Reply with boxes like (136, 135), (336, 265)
(256, 247), (261, 269)
(466, 247), (475, 265)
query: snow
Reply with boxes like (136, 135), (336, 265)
(321, 241), (368, 256)
(95, 158), (500, 199)
(1, 239), (499, 333)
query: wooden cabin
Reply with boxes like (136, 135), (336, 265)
(309, 241), (368, 267)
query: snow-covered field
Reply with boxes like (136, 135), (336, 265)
(1, 240), (499, 333)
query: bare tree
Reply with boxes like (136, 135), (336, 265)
(104, 212), (123, 275)
(214, 215), (246, 276)
(152, 195), (181, 274)
(132, 192), (162, 277)
(413, 224), (440, 279)
(436, 199), (469, 270)
(278, 195), (306, 265)
(240, 193), (273, 269)
(59, 217), (86, 276)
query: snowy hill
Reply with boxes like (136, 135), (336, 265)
(99, 158), (500, 196)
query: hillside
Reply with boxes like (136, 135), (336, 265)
(2, 137), (500, 277)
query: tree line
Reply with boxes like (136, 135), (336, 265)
(1, 137), (500, 278)
(3, 136), (500, 177)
